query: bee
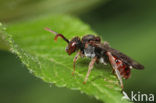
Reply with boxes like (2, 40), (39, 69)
(45, 27), (144, 88)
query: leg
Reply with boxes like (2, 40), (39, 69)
(106, 52), (123, 88)
(72, 51), (80, 75)
(79, 51), (84, 57)
(112, 69), (115, 74)
(83, 57), (97, 84)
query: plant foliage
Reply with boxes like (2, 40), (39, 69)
(0, 15), (131, 103)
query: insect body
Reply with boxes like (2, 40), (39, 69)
(45, 27), (144, 88)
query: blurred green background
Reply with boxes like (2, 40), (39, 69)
(0, 0), (156, 103)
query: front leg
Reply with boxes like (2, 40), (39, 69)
(72, 51), (80, 75)
(106, 52), (123, 88)
(83, 57), (97, 84)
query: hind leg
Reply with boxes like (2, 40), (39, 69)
(106, 52), (123, 88)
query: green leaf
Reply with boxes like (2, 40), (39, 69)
(1, 15), (131, 103)
(0, 23), (9, 51)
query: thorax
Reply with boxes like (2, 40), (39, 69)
(83, 45), (95, 58)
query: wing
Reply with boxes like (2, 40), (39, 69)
(89, 41), (144, 69)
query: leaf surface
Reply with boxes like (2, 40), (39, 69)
(1, 15), (131, 103)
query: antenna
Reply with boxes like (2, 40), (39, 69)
(45, 27), (69, 43)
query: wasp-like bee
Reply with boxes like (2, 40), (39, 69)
(45, 27), (144, 88)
